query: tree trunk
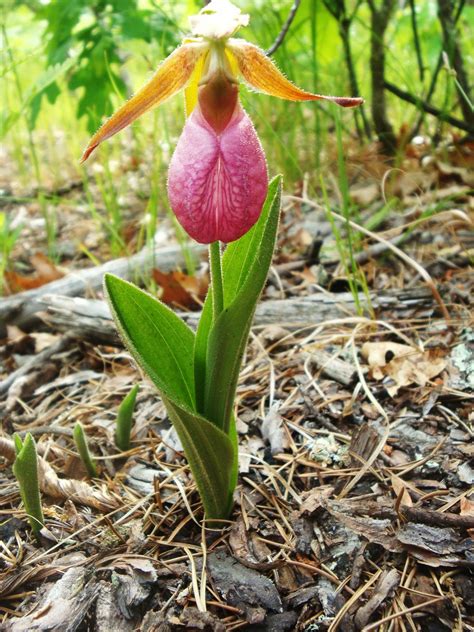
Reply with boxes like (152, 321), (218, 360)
(437, 0), (474, 131)
(339, 17), (372, 140)
(368, 0), (397, 154)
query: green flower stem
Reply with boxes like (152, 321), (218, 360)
(209, 241), (224, 322)
(73, 422), (97, 478)
(12, 433), (45, 540)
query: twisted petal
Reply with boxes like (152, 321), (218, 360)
(168, 104), (268, 244)
(189, 0), (249, 39)
(227, 39), (363, 108)
(81, 43), (207, 162)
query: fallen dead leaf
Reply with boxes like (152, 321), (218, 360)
(361, 341), (447, 396)
(5, 253), (64, 293)
(152, 268), (208, 308)
(461, 497), (474, 538)
(391, 474), (413, 508)
(261, 403), (290, 455)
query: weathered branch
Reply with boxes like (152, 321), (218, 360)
(0, 242), (206, 334)
(33, 286), (437, 347)
(385, 81), (473, 134)
(437, 0), (473, 129)
(266, 0), (301, 56)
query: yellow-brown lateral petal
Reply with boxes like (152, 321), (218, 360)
(228, 40), (363, 107)
(81, 43), (206, 162)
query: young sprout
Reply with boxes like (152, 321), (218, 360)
(12, 433), (45, 540)
(73, 422), (97, 478)
(115, 384), (139, 452)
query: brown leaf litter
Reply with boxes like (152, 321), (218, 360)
(1, 145), (474, 630)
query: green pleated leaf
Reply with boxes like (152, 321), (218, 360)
(104, 274), (196, 410)
(227, 412), (239, 502)
(194, 176), (282, 418)
(162, 395), (235, 520)
(222, 176), (282, 307)
(203, 177), (282, 431)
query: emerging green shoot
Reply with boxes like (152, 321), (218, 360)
(73, 422), (97, 478)
(12, 433), (45, 540)
(115, 384), (139, 452)
(0, 211), (23, 295)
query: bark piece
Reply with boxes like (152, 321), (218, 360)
(308, 349), (356, 386)
(179, 607), (226, 632)
(5, 567), (96, 631)
(252, 611), (298, 631)
(95, 582), (136, 632)
(397, 522), (474, 567)
(207, 551), (283, 615)
(321, 499), (403, 553)
(354, 568), (400, 629)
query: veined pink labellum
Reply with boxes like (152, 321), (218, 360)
(168, 74), (268, 244)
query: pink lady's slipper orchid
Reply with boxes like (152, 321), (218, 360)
(81, 0), (362, 244)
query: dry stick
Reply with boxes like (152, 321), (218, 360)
(0, 436), (117, 512)
(294, 196), (452, 322)
(0, 242), (206, 329)
(266, 0), (301, 56)
(400, 506), (474, 529)
(362, 596), (445, 632)
(0, 335), (72, 396)
(385, 81), (473, 134)
(408, 0), (424, 82)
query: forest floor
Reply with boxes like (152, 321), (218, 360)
(0, 136), (473, 631)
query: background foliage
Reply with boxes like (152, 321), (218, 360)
(1, 0), (472, 285)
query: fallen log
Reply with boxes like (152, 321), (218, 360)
(34, 285), (437, 347)
(0, 242), (206, 334)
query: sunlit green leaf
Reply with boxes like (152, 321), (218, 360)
(163, 396), (235, 520)
(104, 274), (195, 410)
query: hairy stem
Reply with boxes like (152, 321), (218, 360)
(209, 241), (224, 321)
